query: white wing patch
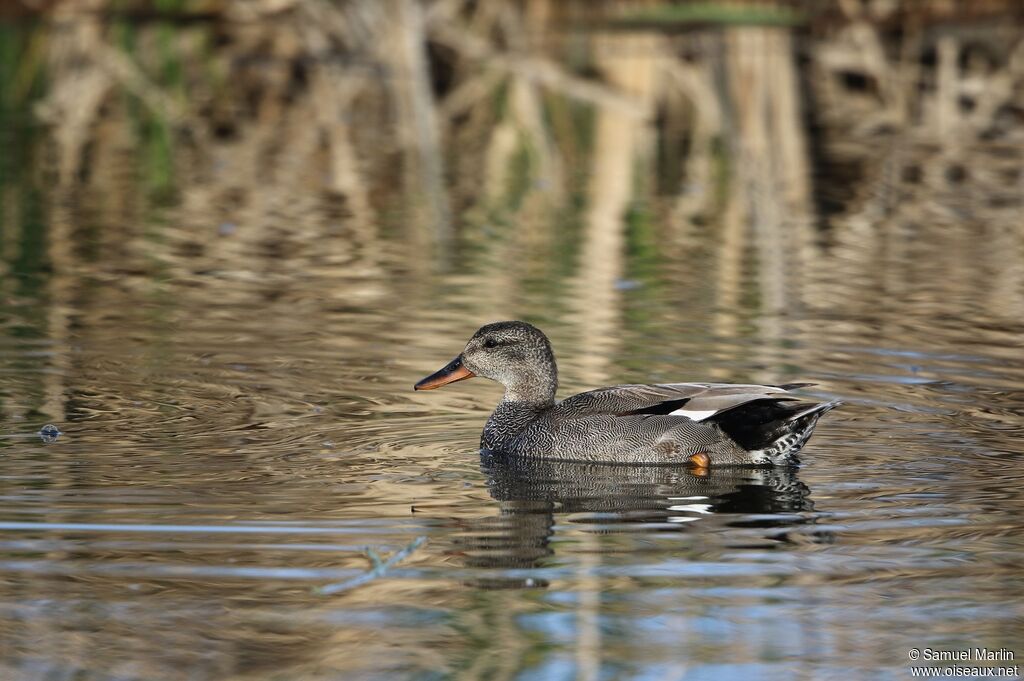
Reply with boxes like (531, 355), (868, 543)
(668, 407), (718, 421)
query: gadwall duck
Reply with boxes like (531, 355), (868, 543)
(415, 321), (841, 466)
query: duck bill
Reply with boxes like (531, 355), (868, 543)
(414, 356), (476, 391)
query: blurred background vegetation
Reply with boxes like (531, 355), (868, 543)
(1, 0), (1022, 337)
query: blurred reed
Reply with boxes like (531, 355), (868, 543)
(0, 0), (1022, 324)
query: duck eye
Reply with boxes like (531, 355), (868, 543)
(483, 338), (498, 349)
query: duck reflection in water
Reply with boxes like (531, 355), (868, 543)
(452, 452), (825, 589)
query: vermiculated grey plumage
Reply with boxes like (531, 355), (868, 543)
(416, 321), (841, 466)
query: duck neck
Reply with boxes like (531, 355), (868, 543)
(479, 353), (558, 451)
(482, 397), (549, 451)
(501, 369), (557, 408)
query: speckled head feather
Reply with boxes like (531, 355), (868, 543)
(460, 321), (558, 405)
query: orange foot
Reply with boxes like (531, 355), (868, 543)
(687, 452), (711, 473)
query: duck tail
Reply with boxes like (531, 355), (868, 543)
(711, 398), (842, 465)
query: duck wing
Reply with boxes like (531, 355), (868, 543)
(555, 382), (809, 421)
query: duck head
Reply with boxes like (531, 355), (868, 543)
(414, 321), (558, 405)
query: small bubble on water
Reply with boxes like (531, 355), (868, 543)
(39, 424), (62, 443)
